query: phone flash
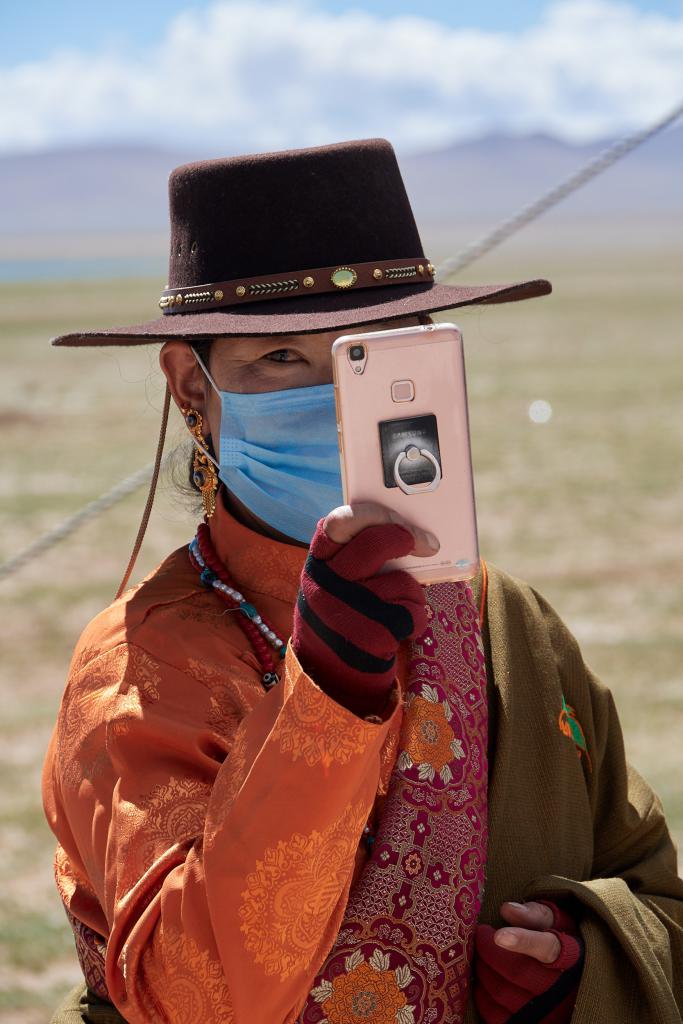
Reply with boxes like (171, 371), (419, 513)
(391, 379), (415, 402)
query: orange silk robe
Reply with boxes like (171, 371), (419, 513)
(42, 497), (415, 1023)
(43, 495), (683, 1023)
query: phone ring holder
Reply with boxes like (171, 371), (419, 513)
(393, 445), (441, 495)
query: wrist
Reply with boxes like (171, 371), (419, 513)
(292, 620), (397, 717)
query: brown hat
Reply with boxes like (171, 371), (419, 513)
(52, 137), (550, 347)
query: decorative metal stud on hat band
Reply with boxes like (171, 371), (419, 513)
(159, 256), (435, 313)
(330, 266), (357, 289)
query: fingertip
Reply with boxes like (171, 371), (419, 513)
(495, 930), (519, 949)
(314, 514), (347, 555)
(408, 535), (440, 558)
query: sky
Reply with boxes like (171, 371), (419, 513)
(1, 0), (682, 154)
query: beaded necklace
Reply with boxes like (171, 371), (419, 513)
(188, 522), (287, 690)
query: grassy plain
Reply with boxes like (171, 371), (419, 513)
(1, 225), (682, 1019)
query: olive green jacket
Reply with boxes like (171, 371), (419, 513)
(465, 565), (683, 1022)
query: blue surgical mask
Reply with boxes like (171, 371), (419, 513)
(192, 351), (344, 543)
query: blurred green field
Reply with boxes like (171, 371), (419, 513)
(1, 229), (682, 1020)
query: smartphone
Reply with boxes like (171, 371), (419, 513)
(331, 322), (479, 584)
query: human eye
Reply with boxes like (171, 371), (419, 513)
(262, 349), (301, 363)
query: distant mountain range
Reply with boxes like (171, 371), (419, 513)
(1, 130), (681, 238)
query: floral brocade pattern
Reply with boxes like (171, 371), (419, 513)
(311, 948), (416, 1024)
(58, 644), (162, 792)
(272, 668), (381, 768)
(239, 799), (369, 980)
(115, 645), (162, 704)
(298, 581), (488, 1024)
(140, 922), (235, 1022)
(64, 904), (110, 1002)
(140, 776), (212, 843)
(205, 722), (250, 852)
(118, 776), (213, 891)
(399, 691), (464, 782)
(185, 656), (263, 735)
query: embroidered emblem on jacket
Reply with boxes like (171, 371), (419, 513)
(559, 695), (592, 773)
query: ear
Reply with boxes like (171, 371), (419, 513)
(159, 340), (209, 415)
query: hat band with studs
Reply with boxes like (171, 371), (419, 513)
(159, 257), (435, 313)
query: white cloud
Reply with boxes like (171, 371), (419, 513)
(0, 0), (682, 154)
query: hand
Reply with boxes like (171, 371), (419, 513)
(493, 900), (563, 962)
(291, 502), (436, 716)
(474, 900), (584, 1024)
(322, 501), (440, 556)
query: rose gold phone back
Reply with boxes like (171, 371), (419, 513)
(332, 323), (479, 585)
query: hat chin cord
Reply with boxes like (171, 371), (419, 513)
(115, 383), (172, 600)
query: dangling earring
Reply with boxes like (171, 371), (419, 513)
(183, 407), (218, 518)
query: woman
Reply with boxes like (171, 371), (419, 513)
(44, 138), (683, 1023)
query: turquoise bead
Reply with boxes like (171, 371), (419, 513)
(239, 602), (258, 619)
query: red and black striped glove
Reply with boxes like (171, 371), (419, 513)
(292, 517), (428, 717)
(474, 901), (584, 1023)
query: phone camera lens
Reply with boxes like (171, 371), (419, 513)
(349, 344), (365, 361)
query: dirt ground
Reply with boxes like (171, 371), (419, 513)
(1, 224), (681, 1019)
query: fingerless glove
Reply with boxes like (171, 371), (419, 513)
(292, 518), (428, 717)
(474, 901), (584, 1024)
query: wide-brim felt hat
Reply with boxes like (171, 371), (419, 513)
(52, 137), (551, 347)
